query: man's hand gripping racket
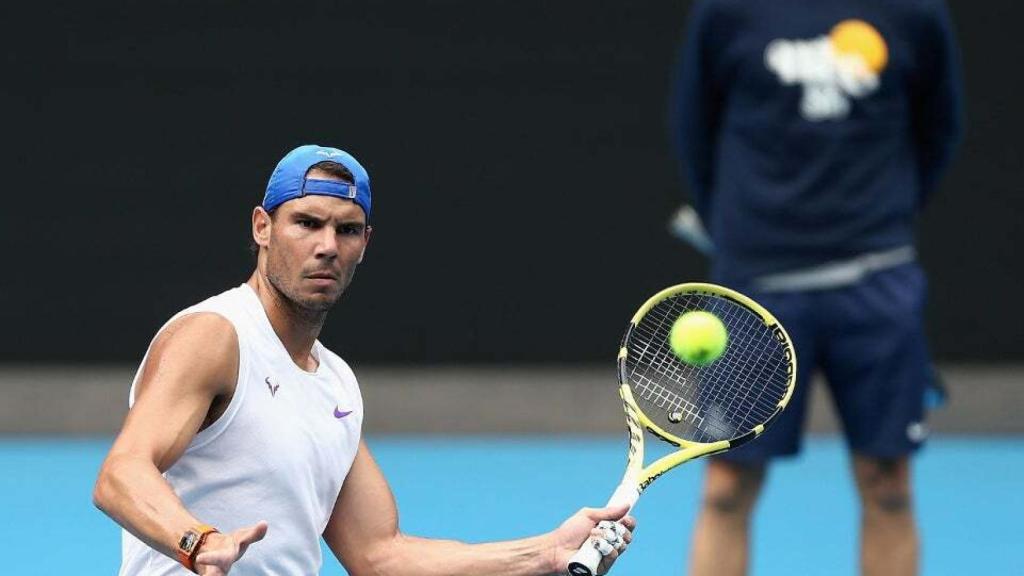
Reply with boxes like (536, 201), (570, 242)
(567, 283), (797, 575)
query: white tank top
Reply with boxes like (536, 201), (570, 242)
(120, 284), (363, 575)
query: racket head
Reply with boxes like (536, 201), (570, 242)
(619, 282), (796, 450)
(567, 284), (797, 576)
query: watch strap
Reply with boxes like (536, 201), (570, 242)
(176, 524), (219, 573)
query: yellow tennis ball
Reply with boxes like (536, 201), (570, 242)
(669, 311), (728, 366)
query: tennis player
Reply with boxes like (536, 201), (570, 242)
(673, 1), (962, 574)
(93, 144), (635, 575)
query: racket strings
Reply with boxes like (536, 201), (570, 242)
(630, 373), (703, 426)
(626, 293), (792, 443)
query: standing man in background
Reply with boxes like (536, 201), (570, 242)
(673, 0), (962, 574)
(93, 144), (634, 575)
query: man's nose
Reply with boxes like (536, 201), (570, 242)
(314, 228), (338, 259)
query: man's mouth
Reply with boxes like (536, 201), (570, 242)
(306, 272), (339, 284)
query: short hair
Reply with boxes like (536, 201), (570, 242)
(306, 160), (355, 184)
(248, 161), (356, 256)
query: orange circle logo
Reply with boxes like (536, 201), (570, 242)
(829, 20), (888, 73)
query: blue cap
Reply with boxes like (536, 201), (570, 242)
(263, 144), (372, 220)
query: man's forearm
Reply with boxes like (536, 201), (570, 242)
(354, 532), (559, 576)
(93, 453), (204, 561)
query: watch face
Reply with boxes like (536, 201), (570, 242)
(179, 531), (199, 552)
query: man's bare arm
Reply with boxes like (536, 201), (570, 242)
(92, 313), (264, 567)
(323, 441), (635, 576)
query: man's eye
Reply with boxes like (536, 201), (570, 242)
(298, 219), (317, 229)
(340, 225), (362, 235)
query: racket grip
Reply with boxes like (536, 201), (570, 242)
(567, 544), (603, 576)
(566, 484), (640, 576)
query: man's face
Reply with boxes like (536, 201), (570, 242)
(255, 182), (370, 314)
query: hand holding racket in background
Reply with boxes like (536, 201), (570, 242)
(567, 283), (797, 575)
(668, 204), (714, 255)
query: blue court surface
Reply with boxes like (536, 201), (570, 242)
(2, 436), (1020, 575)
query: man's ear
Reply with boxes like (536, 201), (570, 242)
(253, 206), (272, 249)
(358, 225), (373, 264)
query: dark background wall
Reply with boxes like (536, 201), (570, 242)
(1, 1), (1020, 364)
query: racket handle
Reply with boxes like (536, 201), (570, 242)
(566, 484), (640, 576)
(567, 544), (603, 576)
(605, 483), (640, 510)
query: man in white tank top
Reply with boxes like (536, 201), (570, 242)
(93, 144), (635, 575)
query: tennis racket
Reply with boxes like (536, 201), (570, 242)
(567, 282), (797, 575)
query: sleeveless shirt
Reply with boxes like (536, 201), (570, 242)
(119, 284), (363, 575)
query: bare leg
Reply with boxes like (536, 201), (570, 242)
(852, 455), (918, 576)
(688, 459), (767, 576)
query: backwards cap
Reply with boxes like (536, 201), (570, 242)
(262, 144), (371, 219)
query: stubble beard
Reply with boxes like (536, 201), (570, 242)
(265, 260), (342, 325)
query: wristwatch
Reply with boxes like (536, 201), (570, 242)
(176, 524), (219, 573)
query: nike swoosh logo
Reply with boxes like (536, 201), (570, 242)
(334, 406), (353, 419)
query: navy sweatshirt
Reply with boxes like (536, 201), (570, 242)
(673, 0), (963, 285)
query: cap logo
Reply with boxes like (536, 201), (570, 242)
(316, 150), (345, 158)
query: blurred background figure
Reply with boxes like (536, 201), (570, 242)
(672, 0), (963, 574)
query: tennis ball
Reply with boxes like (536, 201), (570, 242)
(669, 311), (728, 366)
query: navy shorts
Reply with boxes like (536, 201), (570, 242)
(717, 263), (937, 463)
